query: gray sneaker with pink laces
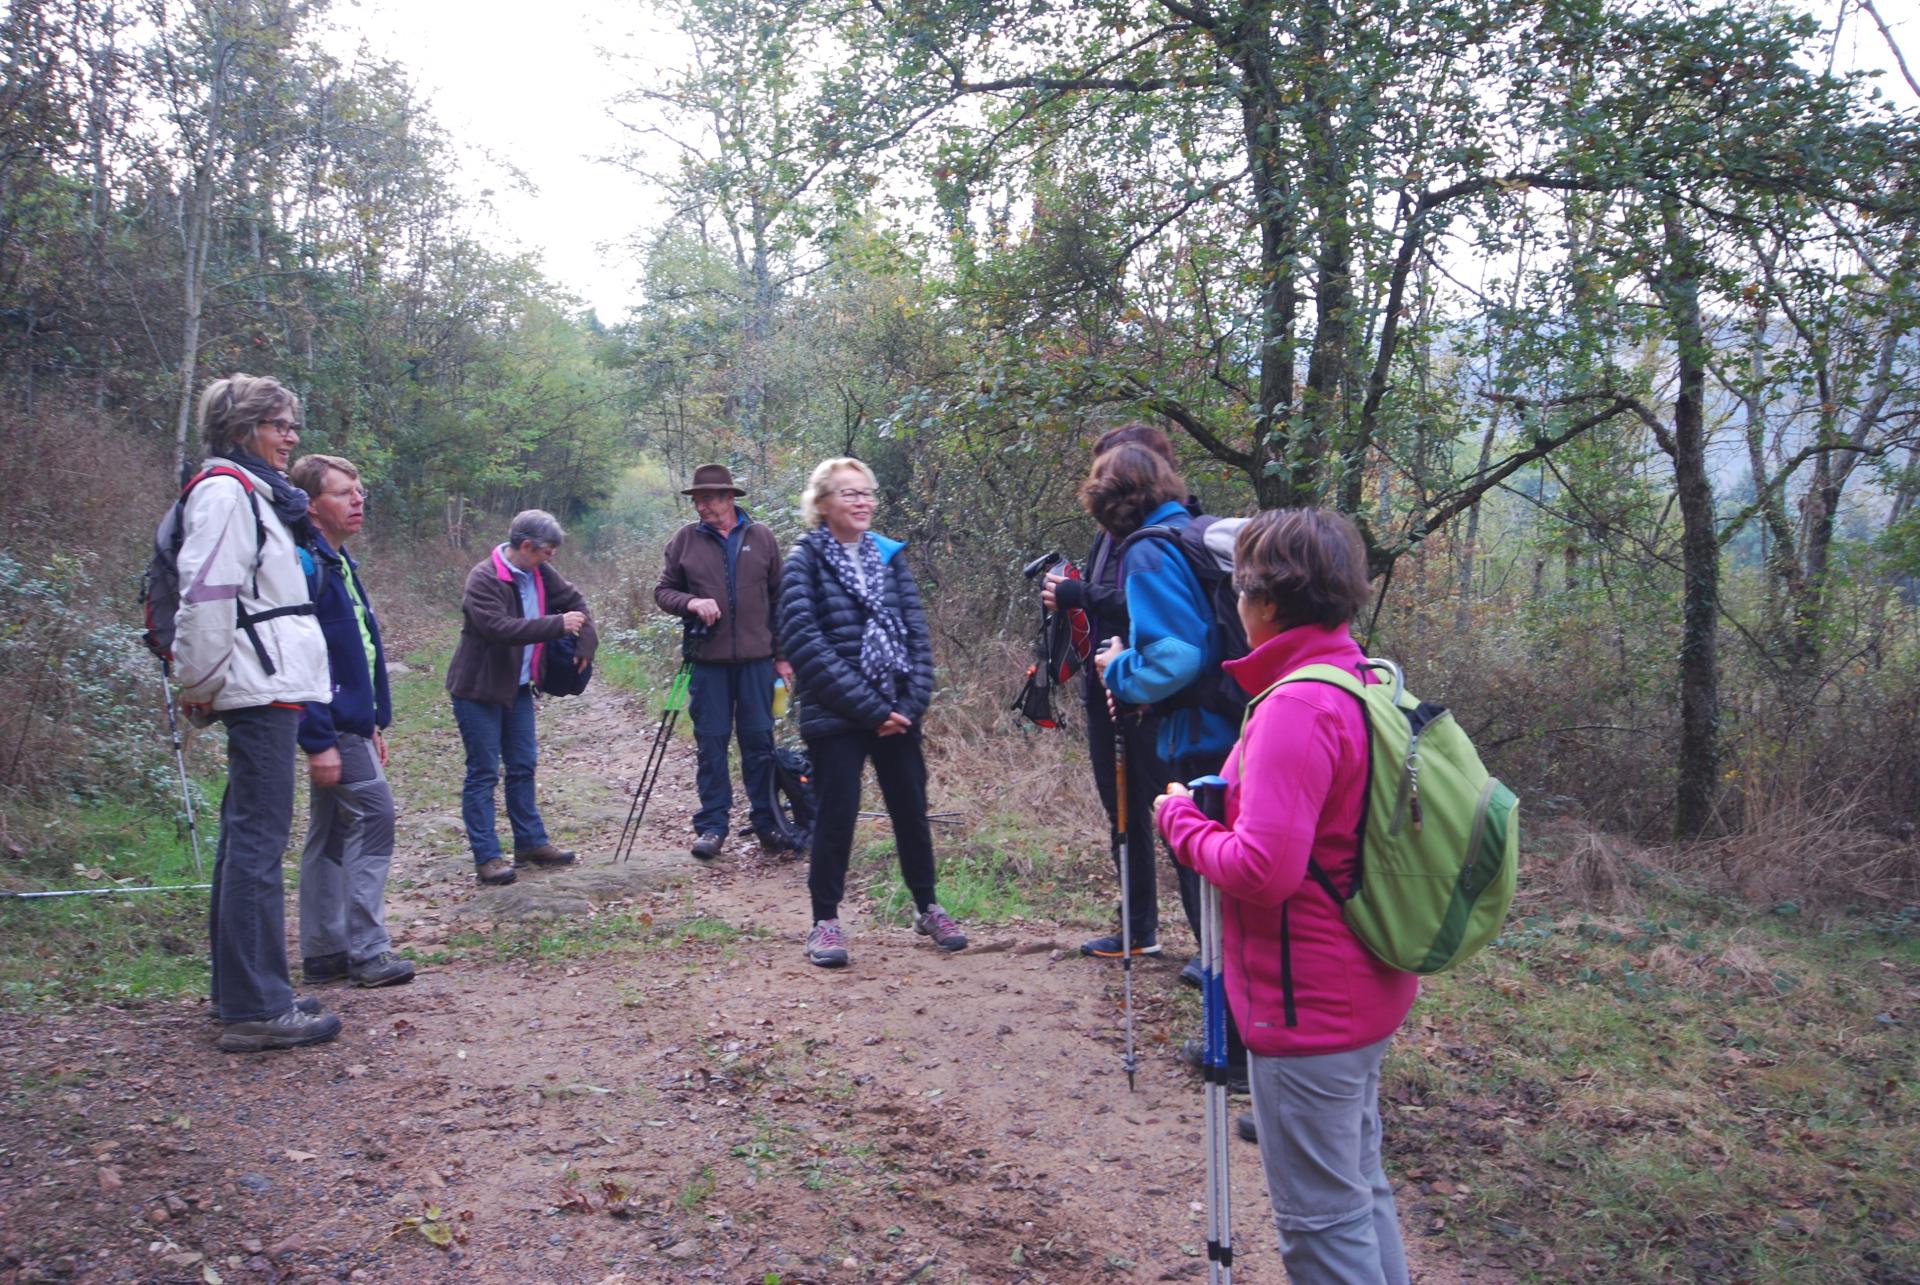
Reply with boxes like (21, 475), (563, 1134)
(912, 903), (968, 952)
(806, 919), (850, 968)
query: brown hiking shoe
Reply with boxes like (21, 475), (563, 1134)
(514, 842), (576, 867)
(476, 857), (517, 886)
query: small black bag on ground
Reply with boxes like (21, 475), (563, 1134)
(766, 745), (816, 855)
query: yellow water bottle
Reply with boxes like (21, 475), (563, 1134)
(772, 676), (789, 719)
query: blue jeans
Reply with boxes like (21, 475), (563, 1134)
(209, 705), (299, 1022)
(687, 658), (776, 838)
(452, 688), (549, 865)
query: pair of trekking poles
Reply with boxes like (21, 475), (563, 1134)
(1108, 683), (1233, 1283)
(613, 623), (709, 864)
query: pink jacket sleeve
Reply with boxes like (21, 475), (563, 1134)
(1157, 697), (1342, 909)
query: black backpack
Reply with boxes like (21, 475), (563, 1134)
(1117, 515), (1250, 718)
(538, 632), (593, 697)
(765, 745), (816, 855)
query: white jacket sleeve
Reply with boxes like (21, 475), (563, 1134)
(172, 476), (254, 706)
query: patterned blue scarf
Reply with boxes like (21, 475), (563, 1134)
(820, 531), (911, 701)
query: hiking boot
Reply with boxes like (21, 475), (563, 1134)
(755, 830), (791, 859)
(1080, 930), (1162, 958)
(349, 951), (415, 988)
(1179, 1039), (1250, 1094)
(913, 903), (968, 952)
(514, 842), (576, 867)
(806, 919), (850, 968)
(690, 832), (724, 862)
(1237, 1111), (1259, 1144)
(1179, 957), (1204, 990)
(476, 858), (517, 886)
(301, 951), (349, 983)
(218, 1006), (342, 1053)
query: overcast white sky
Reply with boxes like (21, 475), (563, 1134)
(323, 0), (1919, 326)
(322, 0), (687, 321)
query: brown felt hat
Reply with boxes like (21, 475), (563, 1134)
(681, 463), (747, 497)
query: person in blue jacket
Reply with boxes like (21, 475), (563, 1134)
(1084, 442), (1249, 1088)
(288, 454), (412, 990)
(777, 457), (967, 969)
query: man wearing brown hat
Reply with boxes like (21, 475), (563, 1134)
(654, 465), (794, 860)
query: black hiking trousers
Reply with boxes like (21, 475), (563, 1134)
(805, 724), (939, 924)
(1085, 687), (1162, 942)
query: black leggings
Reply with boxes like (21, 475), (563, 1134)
(1085, 689), (1164, 939)
(806, 725), (939, 923)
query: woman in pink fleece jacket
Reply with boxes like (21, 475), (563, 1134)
(1155, 508), (1416, 1285)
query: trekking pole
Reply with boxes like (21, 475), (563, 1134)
(156, 660), (205, 877)
(1192, 774), (1234, 1285)
(2, 883), (212, 901)
(1110, 690), (1138, 1092)
(614, 660), (692, 864)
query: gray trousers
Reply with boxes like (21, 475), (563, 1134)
(298, 732), (396, 964)
(209, 706), (299, 1023)
(1246, 1034), (1411, 1285)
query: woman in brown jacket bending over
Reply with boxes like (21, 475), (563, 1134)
(446, 509), (597, 886)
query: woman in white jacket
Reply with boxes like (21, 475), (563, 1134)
(173, 373), (338, 1052)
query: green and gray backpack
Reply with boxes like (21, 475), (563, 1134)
(1246, 658), (1519, 976)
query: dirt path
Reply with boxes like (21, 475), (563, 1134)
(0, 676), (1502, 1284)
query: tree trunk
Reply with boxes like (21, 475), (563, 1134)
(1232, 28), (1298, 508)
(171, 34), (234, 484)
(1662, 205), (1720, 842)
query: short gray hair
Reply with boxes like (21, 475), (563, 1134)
(507, 509), (566, 550)
(198, 373), (299, 455)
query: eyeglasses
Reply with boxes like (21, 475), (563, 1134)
(835, 488), (877, 503)
(321, 485), (367, 502)
(258, 416), (301, 435)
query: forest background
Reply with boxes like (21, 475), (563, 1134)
(1, 0), (1918, 1277)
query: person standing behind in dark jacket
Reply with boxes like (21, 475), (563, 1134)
(1084, 444), (1250, 1090)
(777, 457), (967, 968)
(446, 510), (597, 887)
(654, 464), (794, 861)
(287, 454), (412, 989)
(1042, 423), (1183, 960)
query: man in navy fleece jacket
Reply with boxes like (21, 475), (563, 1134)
(288, 453), (412, 990)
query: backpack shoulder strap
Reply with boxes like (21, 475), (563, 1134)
(180, 463), (255, 497)
(295, 542), (326, 598)
(1241, 661), (1380, 906)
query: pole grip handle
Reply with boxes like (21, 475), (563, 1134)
(1189, 774), (1228, 823)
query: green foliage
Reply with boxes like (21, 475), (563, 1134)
(0, 549), (189, 810)
(1395, 888), (1920, 1282)
(0, 801), (210, 1008)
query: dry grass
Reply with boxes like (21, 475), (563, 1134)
(920, 636), (1110, 845)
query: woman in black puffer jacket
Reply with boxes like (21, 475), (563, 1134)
(778, 457), (966, 969)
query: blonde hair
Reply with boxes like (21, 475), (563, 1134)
(197, 373), (299, 455)
(799, 457), (879, 527)
(288, 453), (358, 497)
